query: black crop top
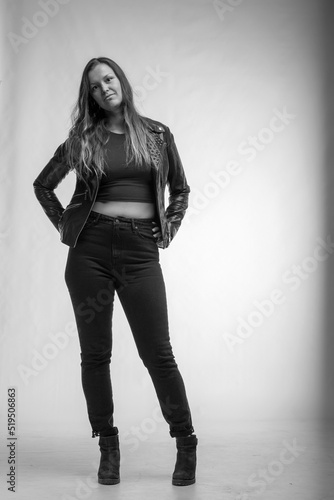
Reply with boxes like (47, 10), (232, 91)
(95, 132), (155, 203)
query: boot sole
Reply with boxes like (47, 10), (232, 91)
(172, 478), (195, 486)
(98, 477), (120, 485)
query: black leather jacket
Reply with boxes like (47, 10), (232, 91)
(33, 117), (190, 248)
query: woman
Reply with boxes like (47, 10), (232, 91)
(33, 57), (197, 486)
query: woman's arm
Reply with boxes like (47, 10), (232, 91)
(165, 127), (191, 242)
(33, 142), (72, 231)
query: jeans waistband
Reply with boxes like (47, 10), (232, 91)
(88, 210), (157, 226)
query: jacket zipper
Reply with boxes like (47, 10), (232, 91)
(73, 188), (97, 247)
(65, 203), (81, 210)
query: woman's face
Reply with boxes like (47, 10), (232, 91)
(88, 63), (123, 113)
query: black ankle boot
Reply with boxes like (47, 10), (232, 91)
(172, 434), (198, 486)
(97, 433), (120, 485)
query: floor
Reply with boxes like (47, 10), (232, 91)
(0, 420), (333, 500)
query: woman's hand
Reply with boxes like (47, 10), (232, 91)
(152, 222), (162, 242)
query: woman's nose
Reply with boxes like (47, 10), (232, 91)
(101, 82), (110, 93)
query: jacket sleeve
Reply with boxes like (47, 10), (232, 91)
(33, 141), (72, 231)
(165, 127), (190, 242)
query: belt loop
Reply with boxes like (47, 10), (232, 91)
(131, 219), (136, 231)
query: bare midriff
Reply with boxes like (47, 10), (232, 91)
(92, 200), (156, 219)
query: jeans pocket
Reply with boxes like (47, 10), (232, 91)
(84, 215), (100, 229)
(135, 223), (157, 242)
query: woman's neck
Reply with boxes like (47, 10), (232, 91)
(105, 112), (125, 133)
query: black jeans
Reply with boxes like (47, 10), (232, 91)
(64, 210), (194, 438)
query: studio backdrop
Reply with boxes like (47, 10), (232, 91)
(1, 0), (332, 440)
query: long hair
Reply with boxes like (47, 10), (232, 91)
(66, 57), (156, 180)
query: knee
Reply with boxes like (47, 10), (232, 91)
(80, 350), (111, 369)
(140, 345), (178, 371)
